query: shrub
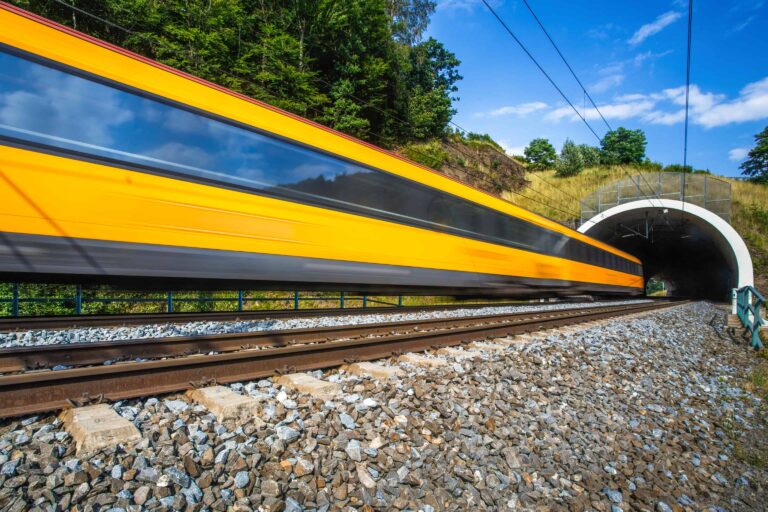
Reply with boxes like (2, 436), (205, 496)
(556, 139), (584, 177)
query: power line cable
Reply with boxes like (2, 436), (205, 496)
(681, 0), (694, 214)
(481, 0), (664, 211)
(521, 0), (612, 131)
(479, 0), (603, 143)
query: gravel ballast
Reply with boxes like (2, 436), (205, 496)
(0, 301), (765, 511)
(0, 299), (652, 348)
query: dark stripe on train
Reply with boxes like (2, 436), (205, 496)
(0, 44), (640, 276)
(0, 232), (641, 296)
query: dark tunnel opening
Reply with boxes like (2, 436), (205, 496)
(582, 207), (739, 301)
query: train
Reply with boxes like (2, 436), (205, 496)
(0, 3), (643, 297)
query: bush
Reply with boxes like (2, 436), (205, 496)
(577, 144), (601, 167)
(402, 140), (449, 169)
(640, 159), (663, 172)
(556, 139), (584, 177)
(663, 163), (693, 173)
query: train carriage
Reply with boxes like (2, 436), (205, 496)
(0, 2), (643, 296)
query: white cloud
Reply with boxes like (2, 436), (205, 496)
(695, 77), (768, 127)
(437, 0), (495, 11)
(730, 15), (756, 33)
(632, 50), (673, 66)
(729, 147), (749, 161)
(545, 98), (656, 123)
(589, 74), (625, 93)
(586, 22), (619, 40)
(498, 140), (526, 156)
(480, 102), (548, 118)
(628, 11), (683, 45)
(545, 77), (768, 129)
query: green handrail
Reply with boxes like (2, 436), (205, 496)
(735, 286), (765, 350)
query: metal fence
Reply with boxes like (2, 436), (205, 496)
(580, 172), (731, 224)
(0, 284), (405, 317)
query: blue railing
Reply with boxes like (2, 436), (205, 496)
(0, 284), (405, 317)
(734, 286), (765, 350)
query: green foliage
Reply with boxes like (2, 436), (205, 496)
(662, 163), (710, 174)
(741, 126), (768, 183)
(555, 139), (584, 177)
(600, 127), (647, 165)
(10, 0), (460, 148)
(524, 138), (557, 171)
(577, 144), (601, 167)
(401, 140), (448, 168)
(663, 163), (694, 173)
(464, 132), (503, 150)
(645, 277), (666, 295)
(640, 159), (663, 172)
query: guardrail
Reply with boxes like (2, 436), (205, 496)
(733, 286), (765, 350)
(0, 284), (404, 317)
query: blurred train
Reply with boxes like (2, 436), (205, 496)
(0, 3), (643, 297)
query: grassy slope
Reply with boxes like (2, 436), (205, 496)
(503, 167), (768, 291)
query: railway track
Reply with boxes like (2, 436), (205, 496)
(0, 301), (524, 331)
(0, 300), (684, 418)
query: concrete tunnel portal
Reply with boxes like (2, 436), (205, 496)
(578, 199), (753, 301)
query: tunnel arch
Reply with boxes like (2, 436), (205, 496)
(578, 199), (753, 300)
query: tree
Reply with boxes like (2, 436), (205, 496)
(577, 144), (601, 167)
(556, 139), (584, 177)
(387, 0), (436, 45)
(741, 126), (768, 183)
(600, 127), (647, 165)
(524, 138), (557, 170)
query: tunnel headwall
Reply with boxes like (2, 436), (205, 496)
(578, 199), (753, 300)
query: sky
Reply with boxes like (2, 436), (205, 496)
(427, 0), (768, 177)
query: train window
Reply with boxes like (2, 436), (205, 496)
(0, 48), (638, 275)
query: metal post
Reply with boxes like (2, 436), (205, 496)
(11, 283), (19, 317)
(75, 284), (82, 315)
(362, 294), (367, 308)
(398, 295), (403, 307)
(703, 175), (709, 209)
(237, 290), (244, 312)
(597, 188), (602, 214)
(658, 172), (662, 197)
(340, 291), (345, 309)
(732, 288), (738, 315)
(680, 173), (684, 202)
(294, 291), (299, 310)
(167, 292), (173, 313)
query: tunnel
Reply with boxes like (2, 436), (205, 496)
(578, 199), (753, 301)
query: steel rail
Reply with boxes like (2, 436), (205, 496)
(0, 301), (525, 332)
(0, 303), (648, 372)
(0, 301), (685, 418)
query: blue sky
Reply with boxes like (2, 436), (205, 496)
(427, 0), (768, 177)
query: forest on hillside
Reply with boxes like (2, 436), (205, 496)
(11, 0), (460, 148)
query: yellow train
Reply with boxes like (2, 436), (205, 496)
(0, 3), (643, 296)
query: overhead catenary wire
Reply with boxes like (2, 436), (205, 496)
(521, 0), (612, 132)
(43, 0), (584, 221)
(480, 0), (664, 210)
(479, 0), (603, 143)
(681, 0), (694, 214)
